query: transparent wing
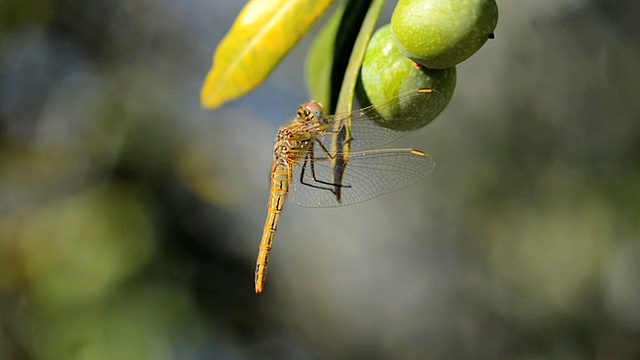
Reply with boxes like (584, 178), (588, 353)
(314, 88), (445, 153)
(290, 149), (435, 208)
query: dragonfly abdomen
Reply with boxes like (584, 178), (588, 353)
(255, 157), (292, 293)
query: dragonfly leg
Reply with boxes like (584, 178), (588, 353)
(312, 126), (353, 202)
(312, 127), (353, 160)
(314, 138), (336, 159)
(299, 152), (352, 193)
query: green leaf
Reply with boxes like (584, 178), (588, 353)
(305, 2), (345, 112)
(330, 0), (385, 198)
(334, 0), (384, 116)
(200, 0), (336, 109)
(306, 0), (375, 114)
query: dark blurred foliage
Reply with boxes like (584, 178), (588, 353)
(1, 0), (640, 359)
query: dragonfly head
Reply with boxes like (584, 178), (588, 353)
(297, 101), (325, 124)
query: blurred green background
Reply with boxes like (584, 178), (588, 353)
(1, 1), (639, 359)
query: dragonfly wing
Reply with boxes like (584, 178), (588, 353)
(290, 149), (435, 208)
(316, 88), (445, 152)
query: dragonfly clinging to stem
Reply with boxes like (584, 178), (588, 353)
(254, 88), (445, 293)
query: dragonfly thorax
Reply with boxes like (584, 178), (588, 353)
(273, 126), (312, 159)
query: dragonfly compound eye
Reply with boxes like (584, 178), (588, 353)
(303, 101), (325, 121)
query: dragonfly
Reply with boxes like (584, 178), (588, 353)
(254, 88), (445, 293)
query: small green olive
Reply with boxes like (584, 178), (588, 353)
(391, 0), (498, 69)
(357, 24), (456, 130)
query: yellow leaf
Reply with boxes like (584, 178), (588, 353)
(200, 0), (336, 109)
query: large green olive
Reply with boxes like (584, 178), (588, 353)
(391, 0), (498, 69)
(357, 24), (456, 131)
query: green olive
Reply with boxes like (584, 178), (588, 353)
(357, 24), (456, 130)
(391, 0), (498, 69)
